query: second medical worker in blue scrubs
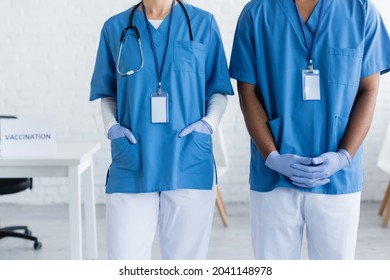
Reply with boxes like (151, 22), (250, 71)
(230, 0), (390, 259)
(90, 0), (233, 259)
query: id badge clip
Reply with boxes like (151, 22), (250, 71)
(302, 65), (321, 101)
(151, 88), (169, 123)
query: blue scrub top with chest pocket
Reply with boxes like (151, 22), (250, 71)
(90, 3), (234, 193)
(230, 0), (390, 194)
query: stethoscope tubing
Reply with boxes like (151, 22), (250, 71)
(116, 0), (192, 76)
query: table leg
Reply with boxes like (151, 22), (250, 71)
(69, 165), (82, 259)
(83, 161), (98, 259)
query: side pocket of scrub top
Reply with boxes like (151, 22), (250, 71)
(331, 115), (364, 192)
(173, 40), (206, 73)
(180, 131), (213, 173)
(267, 117), (281, 150)
(333, 116), (350, 150)
(110, 137), (142, 178)
(328, 48), (363, 87)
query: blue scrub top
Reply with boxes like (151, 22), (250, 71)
(90, 3), (234, 193)
(230, 0), (390, 194)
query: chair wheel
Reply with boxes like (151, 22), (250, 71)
(34, 241), (42, 250)
(25, 229), (32, 236)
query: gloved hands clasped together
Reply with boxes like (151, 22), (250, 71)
(265, 149), (351, 188)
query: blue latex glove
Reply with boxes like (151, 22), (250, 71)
(265, 151), (328, 186)
(290, 176), (331, 188)
(178, 120), (213, 138)
(291, 149), (351, 187)
(107, 124), (137, 144)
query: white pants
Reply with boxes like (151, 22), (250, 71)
(250, 187), (361, 260)
(106, 187), (216, 260)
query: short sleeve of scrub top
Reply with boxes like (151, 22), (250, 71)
(229, 6), (257, 86)
(361, 1), (390, 78)
(90, 26), (117, 101)
(205, 16), (235, 100)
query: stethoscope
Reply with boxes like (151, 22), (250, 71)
(117, 0), (193, 76)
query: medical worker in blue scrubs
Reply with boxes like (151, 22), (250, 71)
(90, 0), (233, 259)
(230, 0), (390, 259)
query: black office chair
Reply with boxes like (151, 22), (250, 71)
(0, 115), (42, 250)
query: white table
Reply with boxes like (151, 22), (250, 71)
(0, 143), (101, 259)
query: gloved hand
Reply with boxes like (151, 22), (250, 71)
(178, 120), (213, 138)
(107, 124), (137, 144)
(265, 151), (329, 187)
(290, 149), (351, 187)
(290, 176), (330, 188)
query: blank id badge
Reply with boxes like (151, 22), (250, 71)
(151, 92), (169, 123)
(302, 70), (321, 100)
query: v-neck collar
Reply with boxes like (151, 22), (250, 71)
(132, 3), (180, 48)
(277, 0), (332, 48)
(305, 0), (322, 35)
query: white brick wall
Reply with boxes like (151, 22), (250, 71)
(0, 0), (389, 204)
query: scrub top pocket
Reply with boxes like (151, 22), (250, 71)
(328, 48), (363, 87)
(180, 131), (213, 174)
(173, 40), (206, 73)
(110, 137), (142, 178)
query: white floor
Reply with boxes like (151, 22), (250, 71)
(0, 202), (389, 260)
